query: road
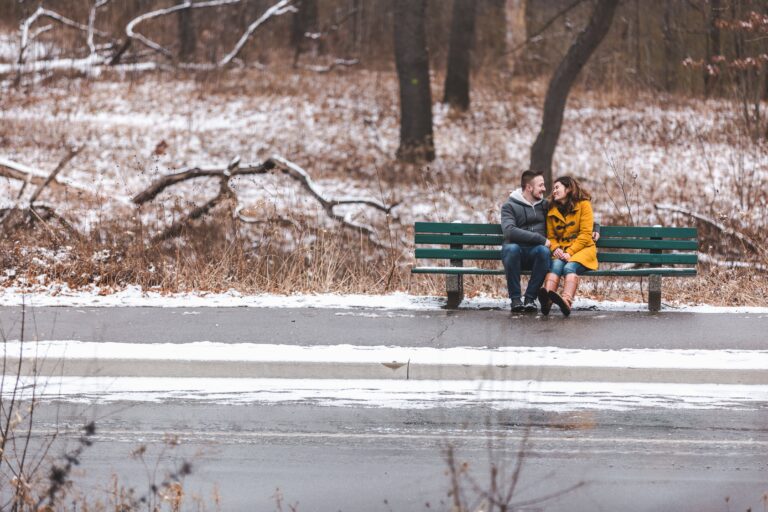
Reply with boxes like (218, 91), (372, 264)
(1, 306), (767, 349)
(28, 401), (768, 512)
(1, 305), (767, 511)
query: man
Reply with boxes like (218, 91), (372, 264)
(500, 170), (551, 312)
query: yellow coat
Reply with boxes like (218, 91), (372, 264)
(546, 200), (598, 270)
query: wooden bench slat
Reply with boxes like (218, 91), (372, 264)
(597, 253), (698, 264)
(599, 226), (698, 238)
(415, 248), (502, 260)
(597, 239), (698, 250)
(412, 266), (698, 277)
(415, 234), (505, 245)
(416, 249), (697, 265)
(415, 222), (503, 234)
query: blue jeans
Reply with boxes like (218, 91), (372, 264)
(501, 244), (550, 300)
(549, 258), (588, 276)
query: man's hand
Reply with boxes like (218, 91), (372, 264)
(545, 239), (551, 248)
(592, 231), (600, 242)
(553, 248), (564, 260)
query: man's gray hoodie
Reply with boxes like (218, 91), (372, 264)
(500, 189), (548, 246)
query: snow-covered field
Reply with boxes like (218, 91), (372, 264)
(2, 72), (765, 232)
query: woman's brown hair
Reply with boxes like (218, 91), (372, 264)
(550, 176), (591, 215)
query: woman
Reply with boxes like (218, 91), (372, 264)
(537, 176), (598, 317)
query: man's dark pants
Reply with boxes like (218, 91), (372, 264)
(501, 243), (551, 301)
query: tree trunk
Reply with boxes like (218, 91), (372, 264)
(505, 0), (527, 74)
(178, 1), (196, 61)
(291, 0), (319, 67)
(530, 0), (619, 188)
(661, 0), (675, 92)
(704, 0), (722, 97)
(443, 0), (476, 110)
(394, 0), (435, 163)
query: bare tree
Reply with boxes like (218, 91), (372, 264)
(704, 0), (722, 97)
(443, 0), (476, 111)
(290, 0), (319, 67)
(529, 0), (620, 188)
(394, 0), (435, 163)
(178, 0), (197, 61)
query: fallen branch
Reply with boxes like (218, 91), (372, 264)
(698, 253), (768, 272)
(301, 59), (359, 73)
(654, 203), (762, 255)
(153, 176), (236, 242)
(134, 155), (398, 248)
(18, 6), (111, 66)
(0, 155), (103, 200)
(132, 160), (276, 204)
(27, 146), (82, 204)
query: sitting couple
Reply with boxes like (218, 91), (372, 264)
(500, 170), (599, 317)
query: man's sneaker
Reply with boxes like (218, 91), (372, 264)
(510, 297), (524, 312)
(523, 297), (538, 312)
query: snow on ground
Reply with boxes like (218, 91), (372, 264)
(1, 75), (765, 234)
(1, 286), (767, 313)
(7, 340), (768, 369)
(4, 376), (766, 411)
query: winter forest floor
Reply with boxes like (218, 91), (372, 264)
(1, 66), (767, 306)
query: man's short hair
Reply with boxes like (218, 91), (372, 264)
(521, 170), (543, 190)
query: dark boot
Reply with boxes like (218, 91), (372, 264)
(537, 273), (560, 316)
(550, 274), (579, 317)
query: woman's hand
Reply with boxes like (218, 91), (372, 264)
(553, 248), (570, 261)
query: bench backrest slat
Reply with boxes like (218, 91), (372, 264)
(415, 234), (504, 245)
(597, 239), (698, 250)
(415, 222), (503, 235)
(599, 226), (697, 238)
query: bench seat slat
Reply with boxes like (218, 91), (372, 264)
(416, 249), (697, 265)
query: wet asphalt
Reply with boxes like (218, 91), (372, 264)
(1, 306), (767, 349)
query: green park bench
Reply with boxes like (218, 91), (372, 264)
(411, 222), (698, 312)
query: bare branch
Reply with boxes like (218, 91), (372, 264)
(132, 160), (276, 204)
(19, 6), (110, 65)
(698, 253), (768, 272)
(0, 156), (97, 200)
(88, 0), (113, 55)
(301, 59), (359, 73)
(134, 155), (397, 248)
(654, 203), (762, 255)
(153, 177), (235, 242)
(219, 0), (296, 66)
(504, 0), (587, 56)
(28, 146), (82, 205)
(235, 206), (301, 230)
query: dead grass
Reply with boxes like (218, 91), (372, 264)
(1, 68), (766, 306)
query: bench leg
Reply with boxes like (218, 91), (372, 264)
(648, 275), (661, 312)
(446, 274), (463, 309)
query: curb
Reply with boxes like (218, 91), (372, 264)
(11, 358), (768, 385)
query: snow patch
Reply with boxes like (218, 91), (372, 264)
(1, 286), (767, 314)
